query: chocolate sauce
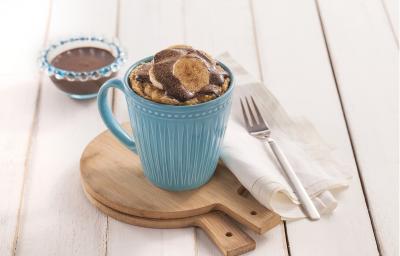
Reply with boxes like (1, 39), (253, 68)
(198, 84), (222, 96)
(137, 46), (229, 102)
(152, 59), (194, 100)
(209, 72), (225, 85)
(50, 47), (116, 95)
(135, 63), (152, 83)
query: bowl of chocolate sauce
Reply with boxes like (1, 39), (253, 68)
(40, 37), (125, 100)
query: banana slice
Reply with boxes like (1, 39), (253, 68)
(149, 66), (164, 90)
(173, 57), (210, 93)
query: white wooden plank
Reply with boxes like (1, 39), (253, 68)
(15, 0), (118, 255)
(252, 0), (380, 255)
(382, 0), (399, 42)
(109, 0), (196, 255)
(316, 0), (398, 254)
(0, 0), (50, 78)
(196, 225), (287, 256)
(114, 0), (186, 121)
(183, 0), (261, 80)
(0, 77), (39, 256)
(184, 0), (288, 255)
(108, 220), (196, 256)
(0, 0), (50, 255)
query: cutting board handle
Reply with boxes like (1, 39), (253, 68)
(195, 211), (255, 256)
(216, 189), (282, 234)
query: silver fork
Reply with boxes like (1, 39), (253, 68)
(240, 96), (320, 220)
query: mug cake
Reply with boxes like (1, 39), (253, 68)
(129, 45), (230, 105)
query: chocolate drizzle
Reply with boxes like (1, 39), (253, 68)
(135, 63), (151, 83)
(134, 45), (229, 102)
(198, 84), (223, 96)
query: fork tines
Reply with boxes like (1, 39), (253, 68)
(240, 96), (269, 133)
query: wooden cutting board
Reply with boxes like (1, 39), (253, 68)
(80, 124), (281, 255)
(83, 187), (255, 256)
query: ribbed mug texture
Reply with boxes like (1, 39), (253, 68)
(99, 56), (234, 191)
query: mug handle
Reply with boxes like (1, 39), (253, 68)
(97, 78), (137, 153)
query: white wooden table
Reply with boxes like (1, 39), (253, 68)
(0, 0), (398, 255)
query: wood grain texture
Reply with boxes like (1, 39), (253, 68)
(108, 1), (197, 256)
(195, 213), (256, 256)
(0, 0), (50, 255)
(84, 190), (256, 256)
(317, 0), (398, 254)
(183, 0), (289, 255)
(14, 0), (117, 255)
(81, 123), (281, 234)
(252, 0), (380, 255)
(1, 0), (394, 255)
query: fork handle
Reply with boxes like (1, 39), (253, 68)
(266, 138), (320, 220)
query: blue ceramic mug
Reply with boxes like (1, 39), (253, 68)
(97, 56), (234, 191)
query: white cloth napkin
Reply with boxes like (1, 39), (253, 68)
(218, 53), (352, 220)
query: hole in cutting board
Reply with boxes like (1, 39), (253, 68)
(225, 232), (233, 237)
(250, 211), (257, 215)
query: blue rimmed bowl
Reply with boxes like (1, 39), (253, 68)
(39, 36), (126, 100)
